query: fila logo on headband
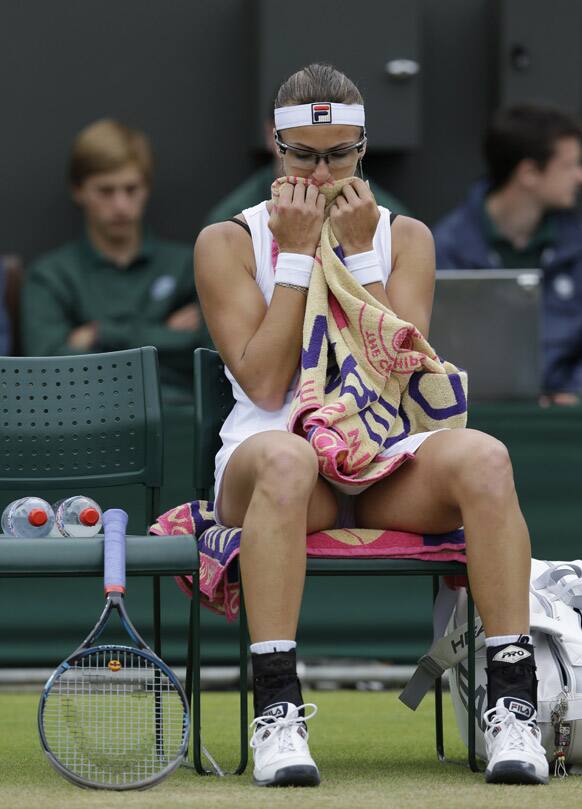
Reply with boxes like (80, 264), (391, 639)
(274, 102), (365, 130)
(312, 103), (332, 124)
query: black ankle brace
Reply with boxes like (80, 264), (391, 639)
(251, 650), (304, 717)
(486, 636), (538, 711)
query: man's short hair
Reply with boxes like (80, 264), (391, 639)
(69, 119), (154, 187)
(484, 104), (582, 191)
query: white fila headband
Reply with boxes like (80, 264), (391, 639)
(274, 102), (365, 131)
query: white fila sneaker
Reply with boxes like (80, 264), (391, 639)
(250, 702), (320, 787)
(484, 697), (549, 784)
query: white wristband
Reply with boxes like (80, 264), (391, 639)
(343, 250), (383, 286)
(275, 252), (314, 288)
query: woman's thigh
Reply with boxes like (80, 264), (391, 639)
(218, 431), (338, 532)
(354, 429), (490, 533)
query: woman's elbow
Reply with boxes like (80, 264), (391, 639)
(251, 389), (286, 412)
(245, 379), (287, 412)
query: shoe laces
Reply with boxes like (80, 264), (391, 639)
(484, 706), (541, 752)
(250, 703), (318, 754)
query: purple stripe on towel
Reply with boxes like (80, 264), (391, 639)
(407, 371), (467, 420)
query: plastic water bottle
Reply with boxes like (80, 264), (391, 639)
(53, 496), (102, 538)
(1, 497), (55, 538)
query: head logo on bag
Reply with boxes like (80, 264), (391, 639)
(492, 645), (532, 664)
(403, 559), (582, 775)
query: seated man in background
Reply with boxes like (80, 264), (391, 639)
(204, 111), (411, 225)
(433, 104), (582, 405)
(22, 119), (210, 399)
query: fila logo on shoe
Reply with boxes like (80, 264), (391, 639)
(507, 700), (534, 719)
(492, 645), (531, 664)
(263, 703), (286, 719)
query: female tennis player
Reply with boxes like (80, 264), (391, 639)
(195, 63), (548, 787)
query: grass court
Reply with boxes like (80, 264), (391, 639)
(1, 689), (577, 809)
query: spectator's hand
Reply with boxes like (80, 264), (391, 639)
(539, 392), (580, 407)
(268, 181), (325, 256)
(68, 322), (98, 350)
(329, 178), (379, 256)
(166, 303), (200, 332)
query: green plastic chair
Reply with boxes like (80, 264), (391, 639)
(193, 347), (480, 775)
(0, 347), (207, 771)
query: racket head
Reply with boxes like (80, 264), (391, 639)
(38, 644), (190, 790)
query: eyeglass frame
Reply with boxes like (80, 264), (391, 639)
(274, 130), (368, 166)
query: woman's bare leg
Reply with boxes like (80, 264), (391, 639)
(218, 431), (337, 642)
(355, 428), (530, 635)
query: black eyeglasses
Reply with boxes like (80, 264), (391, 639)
(274, 132), (367, 170)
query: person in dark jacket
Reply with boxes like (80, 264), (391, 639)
(434, 104), (582, 403)
(22, 119), (211, 399)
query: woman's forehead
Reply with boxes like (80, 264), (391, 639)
(279, 123), (362, 149)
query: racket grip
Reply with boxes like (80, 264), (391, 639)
(103, 508), (128, 595)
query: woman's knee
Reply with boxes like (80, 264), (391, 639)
(255, 436), (319, 502)
(448, 429), (514, 502)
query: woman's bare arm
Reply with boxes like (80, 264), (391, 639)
(195, 184), (325, 411)
(195, 223), (309, 411)
(386, 216), (436, 338)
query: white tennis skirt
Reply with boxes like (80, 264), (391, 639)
(213, 428), (447, 527)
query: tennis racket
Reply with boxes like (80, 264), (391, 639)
(38, 508), (190, 790)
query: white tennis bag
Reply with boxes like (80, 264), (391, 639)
(401, 559), (582, 776)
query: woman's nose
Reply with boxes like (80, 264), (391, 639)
(311, 156), (331, 184)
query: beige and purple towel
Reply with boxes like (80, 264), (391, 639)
(150, 501), (466, 622)
(272, 176), (468, 489)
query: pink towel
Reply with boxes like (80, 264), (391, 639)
(150, 500), (466, 622)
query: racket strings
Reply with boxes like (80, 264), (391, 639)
(42, 648), (188, 787)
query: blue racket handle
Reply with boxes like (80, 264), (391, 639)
(103, 508), (128, 595)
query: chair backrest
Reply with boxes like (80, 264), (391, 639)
(0, 347), (163, 491)
(193, 348), (234, 498)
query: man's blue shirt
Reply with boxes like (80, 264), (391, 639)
(434, 181), (582, 392)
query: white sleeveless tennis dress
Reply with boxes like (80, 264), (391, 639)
(213, 201), (442, 523)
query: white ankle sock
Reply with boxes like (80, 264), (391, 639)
(485, 634), (532, 647)
(250, 640), (297, 654)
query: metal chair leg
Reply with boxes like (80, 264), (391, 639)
(432, 576), (446, 760)
(467, 586), (482, 772)
(189, 574), (247, 776)
(235, 593), (249, 775)
(434, 675), (445, 761)
(185, 588), (193, 709)
(153, 575), (161, 657)
(190, 571), (208, 775)
(186, 576), (224, 776)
